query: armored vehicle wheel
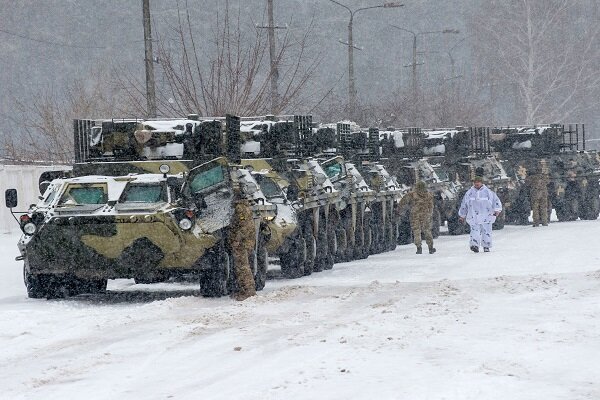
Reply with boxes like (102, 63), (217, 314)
(397, 216), (412, 244)
(370, 216), (386, 255)
(313, 218), (328, 273)
(447, 213), (465, 235)
(506, 189), (530, 225)
(335, 228), (348, 263)
(199, 244), (232, 297)
(325, 233), (336, 270)
(303, 221), (316, 276)
(325, 216), (336, 269)
(431, 208), (441, 239)
(493, 212), (505, 230)
(23, 266), (51, 299)
(253, 236), (269, 291)
(386, 221), (397, 251)
(280, 236), (306, 279)
(357, 225), (370, 259)
(556, 196), (579, 222)
(579, 188), (600, 220)
(304, 235), (317, 275)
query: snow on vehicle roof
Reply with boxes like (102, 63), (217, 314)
(140, 119), (200, 134)
(423, 129), (461, 140)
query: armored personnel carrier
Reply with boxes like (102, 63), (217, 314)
(333, 123), (405, 254)
(5, 115), (278, 298)
(321, 156), (376, 261)
(5, 160), (275, 299)
(238, 115), (341, 277)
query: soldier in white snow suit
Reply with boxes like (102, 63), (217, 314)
(458, 176), (502, 253)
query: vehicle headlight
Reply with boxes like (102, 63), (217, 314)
(178, 218), (193, 230)
(23, 222), (37, 235)
(159, 164), (170, 174)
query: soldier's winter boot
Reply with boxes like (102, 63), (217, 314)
(470, 245), (479, 253)
(416, 246), (422, 254)
(483, 247), (490, 253)
(428, 247), (436, 254)
(234, 290), (255, 301)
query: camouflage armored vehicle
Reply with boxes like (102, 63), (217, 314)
(241, 157), (339, 278)
(238, 115), (341, 278)
(5, 160), (276, 299)
(333, 123), (405, 254)
(321, 156), (376, 261)
(6, 115), (282, 299)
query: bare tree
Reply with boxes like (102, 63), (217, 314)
(118, 1), (322, 118)
(1, 68), (126, 163)
(472, 0), (600, 124)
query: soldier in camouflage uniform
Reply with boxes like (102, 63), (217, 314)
(399, 181), (436, 254)
(228, 189), (257, 301)
(527, 170), (550, 227)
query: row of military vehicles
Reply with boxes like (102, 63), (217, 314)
(5, 115), (599, 299)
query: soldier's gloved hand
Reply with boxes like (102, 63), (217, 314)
(493, 211), (500, 216)
(459, 217), (465, 224)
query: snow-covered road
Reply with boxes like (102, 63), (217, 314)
(1, 221), (599, 400)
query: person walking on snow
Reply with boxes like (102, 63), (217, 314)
(399, 181), (436, 254)
(458, 176), (502, 253)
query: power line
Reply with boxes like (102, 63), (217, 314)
(0, 28), (106, 49)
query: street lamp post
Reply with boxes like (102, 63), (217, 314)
(390, 25), (459, 125)
(329, 1), (403, 121)
(445, 35), (471, 91)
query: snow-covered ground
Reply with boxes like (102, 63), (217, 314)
(1, 221), (599, 400)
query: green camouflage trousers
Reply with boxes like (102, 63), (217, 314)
(411, 215), (434, 249)
(231, 246), (256, 299)
(531, 195), (549, 226)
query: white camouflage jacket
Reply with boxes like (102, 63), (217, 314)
(458, 184), (502, 225)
